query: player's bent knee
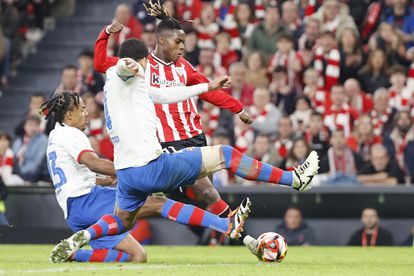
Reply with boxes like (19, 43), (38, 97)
(200, 145), (225, 176)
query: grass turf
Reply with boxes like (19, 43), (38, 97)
(0, 245), (413, 276)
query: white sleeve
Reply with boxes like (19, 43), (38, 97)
(148, 83), (209, 104)
(61, 128), (94, 163)
(116, 58), (139, 81)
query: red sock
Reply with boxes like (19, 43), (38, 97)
(207, 199), (230, 218)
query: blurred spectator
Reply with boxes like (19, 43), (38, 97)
(184, 26), (200, 66)
(383, 0), (414, 48)
(196, 48), (226, 79)
(249, 87), (282, 136)
(281, 0), (303, 42)
(225, 62), (255, 106)
(298, 17), (320, 54)
(54, 64), (81, 95)
(268, 34), (303, 89)
(12, 115), (48, 182)
(302, 68), (330, 114)
(175, 0), (202, 21)
(274, 116), (294, 159)
(280, 138), (311, 171)
(212, 128), (232, 187)
(304, 111), (330, 158)
(141, 23), (156, 53)
(370, 88), (396, 136)
(369, 22), (409, 67)
(343, 79), (373, 114)
(234, 115), (254, 154)
(234, 2), (256, 48)
(319, 128), (365, 185)
(358, 49), (390, 94)
(1, 1), (21, 67)
(383, 111), (414, 183)
(133, 0), (156, 26)
(347, 114), (382, 162)
(245, 50), (269, 88)
(15, 92), (46, 137)
(348, 208), (393, 246)
(82, 93), (104, 140)
(275, 207), (316, 246)
(109, 4), (142, 55)
(358, 144), (405, 185)
(339, 28), (365, 83)
(77, 50), (105, 97)
(269, 66), (297, 114)
(246, 133), (281, 168)
(290, 95), (312, 133)
(313, 31), (340, 91)
(0, 28), (11, 86)
(195, 4), (219, 49)
(214, 32), (240, 71)
(248, 3), (289, 60)
(311, 0), (357, 39)
(388, 65), (412, 112)
(0, 131), (24, 186)
(324, 85), (358, 138)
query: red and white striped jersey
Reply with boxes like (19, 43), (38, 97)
(94, 28), (244, 143)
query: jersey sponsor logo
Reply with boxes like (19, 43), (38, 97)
(151, 73), (184, 87)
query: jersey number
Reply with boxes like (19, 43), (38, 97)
(48, 151), (67, 189)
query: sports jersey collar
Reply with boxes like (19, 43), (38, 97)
(150, 52), (174, 66)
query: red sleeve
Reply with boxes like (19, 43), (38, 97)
(184, 59), (244, 113)
(94, 27), (119, 73)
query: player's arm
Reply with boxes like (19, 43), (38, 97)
(94, 22), (121, 73)
(187, 66), (253, 124)
(79, 151), (116, 177)
(148, 76), (232, 104)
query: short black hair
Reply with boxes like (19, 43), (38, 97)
(273, 65), (288, 74)
(277, 33), (294, 43)
(144, 0), (182, 34)
(39, 92), (80, 127)
(78, 49), (94, 59)
(311, 111), (323, 118)
(118, 39), (149, 61)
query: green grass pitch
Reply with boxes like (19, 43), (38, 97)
(0, 245), (413, 275)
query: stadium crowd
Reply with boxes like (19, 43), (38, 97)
(1, 0), (414, 190)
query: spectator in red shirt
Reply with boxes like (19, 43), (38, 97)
(0, 131), (24, 186)
(302, 68), (331, 114)
(274, 116), (295, 159)
(343, 78), (373, 114)
(347, 114), (383, 162)
(109, 4), (142, 55)
(214, 32), (240, 71)
(370, 88), (396, 136)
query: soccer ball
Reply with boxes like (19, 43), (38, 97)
(256, 232), (288, 263)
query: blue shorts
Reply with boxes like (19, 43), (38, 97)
(66, 186), (128, 250)
(116, 147), (202, 212)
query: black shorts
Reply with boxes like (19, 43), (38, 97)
(161, 133), (207, 153)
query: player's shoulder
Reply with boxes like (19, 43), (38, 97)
(176, 57), (196, 72)
(53, 123), (86, 139)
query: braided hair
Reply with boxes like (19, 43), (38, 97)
(39, 92), (80, 127)
(144, 0), (182, 33)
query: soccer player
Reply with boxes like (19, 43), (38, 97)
(50, 36), (319, 263)
(44, 74), (249, 263)
(94, 0), (253, 224)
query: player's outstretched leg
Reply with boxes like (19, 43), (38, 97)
(200, 145), (319, 191)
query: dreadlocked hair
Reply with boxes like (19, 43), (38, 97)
(144, 0), (182, 33)
(39, 92), (80, 127)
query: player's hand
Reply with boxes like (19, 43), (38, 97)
(106, 21), (124, 34)
(208, 75), (232, 91)
(124, 58), (145, 78)
(239, 110), (253, 125)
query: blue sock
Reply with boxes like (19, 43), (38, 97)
(72, 249), (129, 262)
(86, 214), (125, 240)
(161, 199), (229, 233)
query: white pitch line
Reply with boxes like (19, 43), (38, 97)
(0, 263), (255, 274)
